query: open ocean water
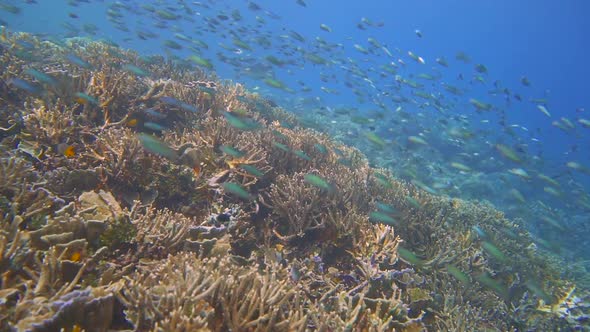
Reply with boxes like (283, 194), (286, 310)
(1, 0), (589, 330)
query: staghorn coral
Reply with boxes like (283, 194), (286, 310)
(0, 157), (36, 205)
(20, 97), (80, 151)
(216, 262), (307, 331)
(128, 206), (201, 259)
(263, 153), (370, 248)
(83, 127), (203, 211)
(118, 254), (217, 331)
(353, 224), (401, 267)
(0, 215), (30, 291)
(84, 127), (153, 189)
(119, 253), (307, 331)
(0, 33), (586, 331)
(310, 289), (423, 331)
(0, 157), (63, 228)
(432, 299), (499, 332)
(360, 171), (585, 329)
(267, 171), (333, 239)
(83, 65), (147, 125)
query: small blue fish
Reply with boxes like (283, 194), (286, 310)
(25, 68), (57, 86)
(122, 64), (149, 77)
(314, 143), (328, 154)
(374, 173), (393, 188)
(223, 112), (260, 131)
(304, 174), (333, 192)
(65, 54), (92, 69)
(272, 130), (288, 140)
(196, 85), (215, 95)
(222, 182), (254, 200)
(159, 97), (197, 113)
(8, 78), (43, 94)
(293, 150), (311, 161)
(220, 145), (245, 158)
(472, 225), (488, 239)
(290, 265), (301, 282)
(376, 202), (398, 215)
(137, 133), (178, 160)
(369, 211), (398, 226)
(144, 108), (166, 120)
(144, 122), (166, 132)
(179, 102), (197, 113)
(75, 92), (98, 105)
(273, 142), (290, 152)
(15, 40), (35, 50)
(239, 164), (264, 178)
(160, 96), (181, 106)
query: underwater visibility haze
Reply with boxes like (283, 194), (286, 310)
(0, 0), (589, 330)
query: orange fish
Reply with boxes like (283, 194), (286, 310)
(193, 164), (201, 177)
(57, 143), (76, 158)
(70, 251), (82, 262)
(64, 145), (76, 158)
(126, 118), (138, 127)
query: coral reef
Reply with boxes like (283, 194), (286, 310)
(0, 31), (588, 331)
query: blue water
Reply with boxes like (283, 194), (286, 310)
(2, 0), (589, 256)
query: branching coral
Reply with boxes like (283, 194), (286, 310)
(0, 33), (585, 332)
(352, 224), (401, 272)
(216, 264), (307, 331)
(118, 254), (218, 331)
(21, 98), (78, 149)
(84, 127), (150, 186)
(83, 66), (146, 124)
(0, 157), (36, 205)
(311, 289), (423, 331)
(0, 157), (64, 231)
(0, 215), (29, 289)
(267, 172), (332, 238)
(119, 253), (307, 331)
(130, 207), (195, 259)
